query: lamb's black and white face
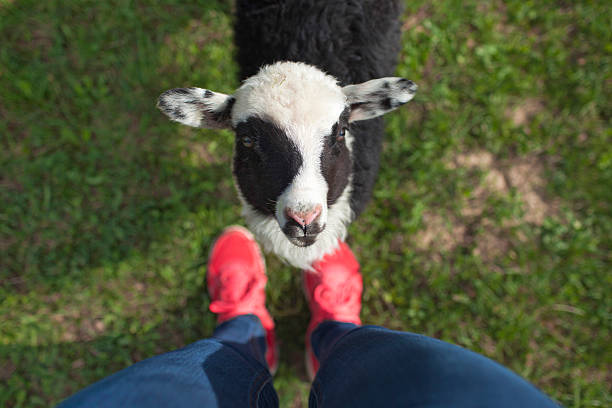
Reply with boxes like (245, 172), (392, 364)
(158, 62), (416, 253)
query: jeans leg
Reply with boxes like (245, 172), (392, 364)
(58, 315), (278, 408)
(309, 322), (560, 408)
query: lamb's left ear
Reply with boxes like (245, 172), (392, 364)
(157, 87), (234, 129)
(342, 78), (417, 122)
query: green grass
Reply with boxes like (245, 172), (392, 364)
(1, 0), (610, 406)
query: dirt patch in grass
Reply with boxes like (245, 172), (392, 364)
(12, 19), (55, 61)
(505, 98), (545, 131)
(402, 4), (431, 33)
(45, 277), (160, 343)
(416, 150), (559, 261)
(54, 314), (108, 343)
(504, 155), (558, 224)
(0, 359), (16, 381)
(455, 150), (557, 224)
(414, 212), (466, 252)
(0, 175), (24, 192)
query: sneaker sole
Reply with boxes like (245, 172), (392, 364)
(302, 269), (317, 381)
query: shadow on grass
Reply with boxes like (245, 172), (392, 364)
(0, 263), (312, 406)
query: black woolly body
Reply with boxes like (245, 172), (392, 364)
(234, 0), (403, 218)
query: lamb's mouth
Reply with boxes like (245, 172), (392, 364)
(281, 220), (326, 247)
(288, 235), (318, 247)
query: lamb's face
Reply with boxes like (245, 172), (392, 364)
(157, 61), (416, 251)
(230, 63), (350, 247)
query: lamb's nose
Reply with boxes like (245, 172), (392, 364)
(285, 205), (322, 227)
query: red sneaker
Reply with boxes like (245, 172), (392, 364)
(207, 226), (278, 373)
(303, 241), (362, 380)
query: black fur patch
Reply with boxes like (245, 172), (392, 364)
(320, 108), (351, 206)
(398, 78), (418, 93)
(382, 96), (403, 110)
(350, 100), (378, 116)
(208, 97), (235, 127)
(173, 108), (186, 120)
(351, 92), (404, 115)
(349, 101), (368, 110)
(157, 98), (168, 111)
(381, 97), (393, 110)
(233, 117), (303, 216)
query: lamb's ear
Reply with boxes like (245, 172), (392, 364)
(342, 78), (417, 122)
(157, 87), (235, 129)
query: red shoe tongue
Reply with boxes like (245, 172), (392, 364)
(214, 263), (266, 298)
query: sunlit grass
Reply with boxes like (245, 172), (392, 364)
(1, 1), (610, 406)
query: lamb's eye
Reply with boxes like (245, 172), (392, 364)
(336, 128), (346, 143)
(242, 136), (253, 147)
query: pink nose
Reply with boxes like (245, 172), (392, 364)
(285, 205), (322, 227)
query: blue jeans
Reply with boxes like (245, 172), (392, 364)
(59, 315), (559, 407)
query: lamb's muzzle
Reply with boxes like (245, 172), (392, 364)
(285, 205), (322, 228)
(282, 204), (324, 247)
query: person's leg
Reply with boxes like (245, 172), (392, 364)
(309, 322), (560, 408)
(59, 226), (279, 408)
(59, 315), (277, 408)
(302, 241), (559, 408)
(303, 241), (362, 377)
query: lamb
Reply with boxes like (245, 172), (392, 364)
(157, 0), (416, 269)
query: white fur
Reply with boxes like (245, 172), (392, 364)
(239, 176), (354, 270)
(233, 62), (347, 238)
(232, 62), (346, 127)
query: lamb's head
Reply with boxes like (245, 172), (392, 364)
(157, 62), (416, 258)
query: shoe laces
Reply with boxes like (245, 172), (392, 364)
(312, 273), (362, 321)
(209, 266), (266, 318)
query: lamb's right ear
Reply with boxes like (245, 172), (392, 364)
(157, 87), (235, 129)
